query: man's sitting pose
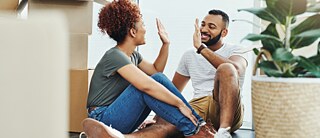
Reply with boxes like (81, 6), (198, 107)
(82, 9), (248, 138)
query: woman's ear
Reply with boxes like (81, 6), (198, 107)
(129, 28), (137, 38)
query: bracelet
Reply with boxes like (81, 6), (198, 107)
(196, 43), (207, 54)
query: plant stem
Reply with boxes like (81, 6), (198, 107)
(284, 16), (293, 50)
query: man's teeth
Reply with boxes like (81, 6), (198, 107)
(201, 34), (209, 39)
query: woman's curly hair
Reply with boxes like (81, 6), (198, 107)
(98, 0), (141, 43)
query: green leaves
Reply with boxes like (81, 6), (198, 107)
(242, 30), (283, 53)
(291, 14), (320, 36)
(258, 52), (320, 77)
(296, 29), (320, 38)
(242, 33), (282, 43)
(272, 48), (296, 62)
(238, 8), (282, 24)
(291, 14), (320, 49)
(261, 23), (282, 52)
(267, 0), (307, 17)
(258, 61), (283, 77)
(240, 0), (320, 78)
(253, 48), (260, 55)
(239, 0), (307, 25)
(297, 56), (320, 77)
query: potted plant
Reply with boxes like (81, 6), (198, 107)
(238, 0), (320, 137)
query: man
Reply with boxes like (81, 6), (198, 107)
(82, 9), (247, 138)
(173, 9), (248, 137)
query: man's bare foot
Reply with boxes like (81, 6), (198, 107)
(82, 118), (124, 138)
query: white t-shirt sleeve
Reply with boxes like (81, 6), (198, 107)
(176, 52), (190, 76)
(229, 45), (249, 64)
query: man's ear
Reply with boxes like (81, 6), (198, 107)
(221, 29), (228, 37)
(129, 28), (137, 38)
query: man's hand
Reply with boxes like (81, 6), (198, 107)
(193, 18), (201, 49)
(156, 18), (170, 45)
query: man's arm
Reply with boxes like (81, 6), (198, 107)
(199, 49), (247, 75)
(172, 72), (190, 92)
(193, 18), (247, 75)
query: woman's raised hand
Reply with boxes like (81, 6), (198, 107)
(156, 18), (170, 45)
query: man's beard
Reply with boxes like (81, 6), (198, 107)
(203, 31), (222, 46)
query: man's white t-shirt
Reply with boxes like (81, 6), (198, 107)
(176, 43), (248, 99)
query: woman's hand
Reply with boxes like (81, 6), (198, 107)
(156, 18), (170, 45)
(193, 18), (201, 49)
(138, 119), (156, 130)
(178, 104), (198, 126)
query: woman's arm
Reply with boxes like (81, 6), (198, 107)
(118, 64), (197, 125)
(119, 64), (183, 107)
(138, 19), (170, 75)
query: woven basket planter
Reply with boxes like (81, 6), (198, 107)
(252, 76), (320, 138)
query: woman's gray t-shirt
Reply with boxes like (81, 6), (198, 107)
(87, 47), (143, 107)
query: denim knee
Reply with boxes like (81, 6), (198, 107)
(151, 72), (164, 77)
(151, 72), (168, 81)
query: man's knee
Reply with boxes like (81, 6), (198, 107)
(216, 63), (238, 78)
(214, 63), (240, 96)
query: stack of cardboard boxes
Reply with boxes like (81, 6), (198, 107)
(28, 0), (97, 132)
(0, 0), (19, 15)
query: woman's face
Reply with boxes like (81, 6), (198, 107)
(134, 18), (146, 45)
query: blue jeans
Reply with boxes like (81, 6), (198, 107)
(88, 73), (204, 136)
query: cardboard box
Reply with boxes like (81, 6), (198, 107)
(0, 0), (19, 12)
(70, 33), (88, 69)
(69, 69), (89, 132)
(28, 0), (93, 34)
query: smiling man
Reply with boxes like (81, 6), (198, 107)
(174, 9), (248, 137)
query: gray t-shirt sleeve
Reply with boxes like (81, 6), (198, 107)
(102, 49), (132, 77)
(133, 50), (143, 65)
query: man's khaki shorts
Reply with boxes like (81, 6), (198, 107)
(189, 95), (243, 133)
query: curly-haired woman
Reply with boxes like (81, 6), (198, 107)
(82, 0), (213, 137)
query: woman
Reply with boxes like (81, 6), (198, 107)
(83, 0), (211, 137)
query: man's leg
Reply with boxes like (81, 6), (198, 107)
(128, 95), (217, 138)
(126, 117), (183, 138)
(212, 63), (243, 131)
(82, 117), (183, 138)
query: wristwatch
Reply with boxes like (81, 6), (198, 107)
(197, 43), (207, 54)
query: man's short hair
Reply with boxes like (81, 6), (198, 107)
(208, 9), (229, 28)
